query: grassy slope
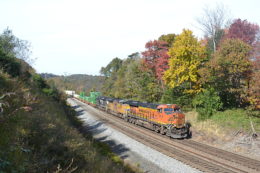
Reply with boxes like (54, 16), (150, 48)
(0, 72), (136, 173)
(186, 109), (260, 139)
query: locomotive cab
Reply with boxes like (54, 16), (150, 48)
(157, 105), (185, 126)
(156, 104), (190, 138)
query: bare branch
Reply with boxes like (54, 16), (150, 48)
(196, 3), (232, 52)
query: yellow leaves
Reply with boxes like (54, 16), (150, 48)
(163, 29), (206, 92)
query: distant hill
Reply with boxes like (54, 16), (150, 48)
(43, 73), (105, 94)
(40, 73), (59, 78)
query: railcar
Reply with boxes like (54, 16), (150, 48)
(76, 91), (191, 139)
(125, 101), (190, 138)
(96, 96), (111, 110)
(96, 97), (191, 139)
(100, 98), (130, 119)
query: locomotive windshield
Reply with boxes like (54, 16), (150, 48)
(164, 108), (181, 115)
(164, 108), (174, 115)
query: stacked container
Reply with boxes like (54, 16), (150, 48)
(79, 92), (85, 99)
(89, 92), (101, 104)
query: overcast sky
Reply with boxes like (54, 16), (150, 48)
(0, 0), (259, 75)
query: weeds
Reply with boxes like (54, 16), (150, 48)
(0, 71), (136, 173)
(186, 109), (260, 139)
(210, 109), (260, 132)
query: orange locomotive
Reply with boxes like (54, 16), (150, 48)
(126, 101), (191, 138)
(97, 97), (191, 139)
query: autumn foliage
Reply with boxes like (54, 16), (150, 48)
(163, 29), (206, 93)
(207, 39), (252, 107)
(248, 53), (260, 109)
(226, 19), (259, 46)
(101, 19), (260, 113)
(142, 40), (170, 80)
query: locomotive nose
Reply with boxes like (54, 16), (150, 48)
(174, 113), (185, 128)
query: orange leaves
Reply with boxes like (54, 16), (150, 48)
(142, 40), (170, 80)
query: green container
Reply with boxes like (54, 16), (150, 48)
(79, 92), (86, 99)
(90, 98), (96, 104)
(79, 91), (101, 104)
(83, 96), (88, 101)
(90, 92), (101, 97)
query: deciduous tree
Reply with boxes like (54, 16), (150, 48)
(142, 40), (170, 80)
(248, 45), (260, 109)
(208, 39), (252, 107)
(0, 28), (32, 64)
(158, 34), (176, 47)
(226, 19), (259, 46)
(163, 29), (206, 93)
(196, 3), (231, 52)
(100, 57), (122, 77)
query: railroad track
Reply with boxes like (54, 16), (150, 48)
(176, 140), (260, 172)
(72, 99), (260, 173)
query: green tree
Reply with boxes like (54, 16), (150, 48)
(100, 57), (122, 77)
(206, 39), (252, 107)
(110, 58), (132, 98)
(160, 85), (191, 107)
(158, 34), (176, 47)
(101, 56), (134, 98)
(0, 48), (21, 77)
(163, 29), (206, 94)
(192, 88), (223, 120)
(124, 59), (161, 102)
(0, 28), (32, 64)
(100, 57), (123, 96)
(100, 56), (162, 102)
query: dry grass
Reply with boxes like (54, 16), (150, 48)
(185, 109), (260, 142)
(0, 73), (138, 173)
(186, 111), (229, 141)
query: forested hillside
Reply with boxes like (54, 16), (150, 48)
(43, 74), (105, 94)
(100, 9), (260, 122)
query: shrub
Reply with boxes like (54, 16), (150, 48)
(192, 88), (223, 120)
(32, 74), (48, 89)
(0, 50), (21, 77)
(42, 88), (54, 96)
(42, 87), (61, 101)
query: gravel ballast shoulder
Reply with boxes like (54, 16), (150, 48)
(68, 98), (201, 173)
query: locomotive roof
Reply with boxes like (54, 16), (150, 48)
(97, 96), (179, 109)
(125, 100), (140, 107)
(125, 100), (159, 109)
(139, 102), (159, 109)
(97, 96), (115, 102)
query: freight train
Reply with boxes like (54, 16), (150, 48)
(74, 91), (191, 139)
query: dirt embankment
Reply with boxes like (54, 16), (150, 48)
(186, 112), (260, 161)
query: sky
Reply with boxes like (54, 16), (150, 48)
(0, 0), (259, 75)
